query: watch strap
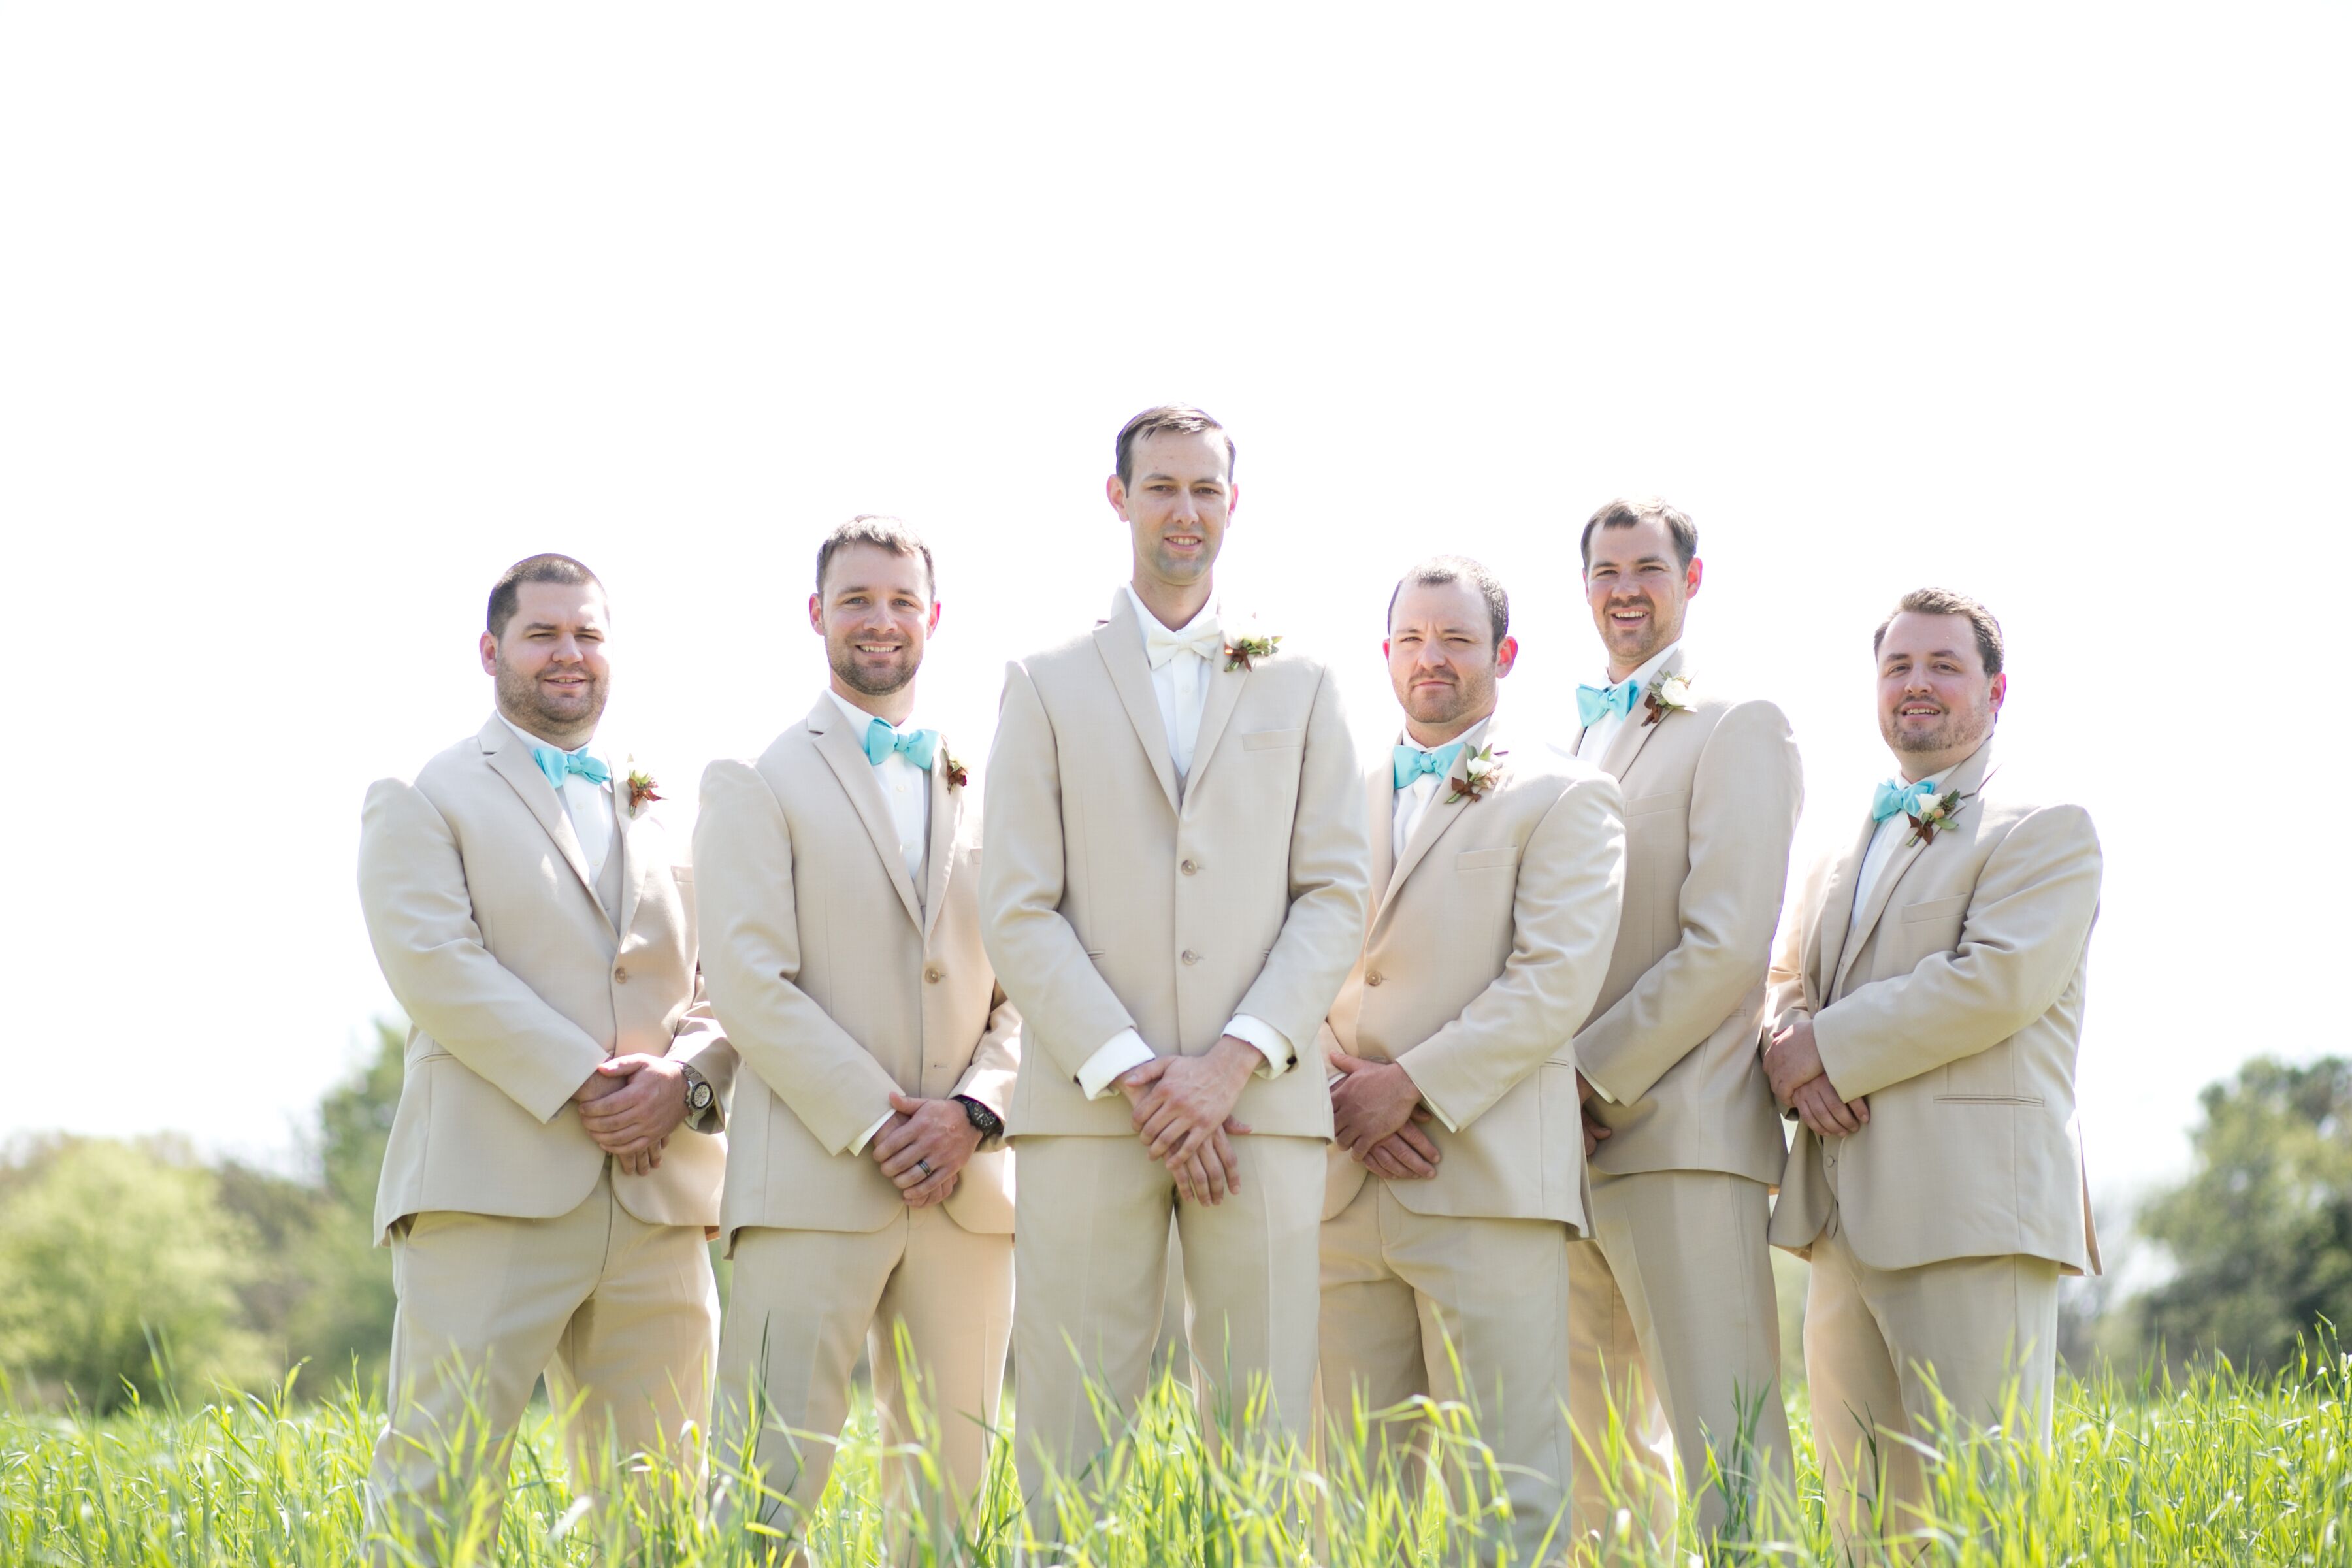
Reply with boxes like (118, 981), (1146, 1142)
(953, 1094), (1004, 1143)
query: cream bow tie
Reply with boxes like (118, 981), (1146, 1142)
(1144, 617), (1224, 669)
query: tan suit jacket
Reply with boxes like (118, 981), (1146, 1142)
(1569, 650), (1800, 1183)
(1322, 723), (1625, 1228)
(695, 695), (1020, 1242)
(1767, 734), (2102, 1274)
(980, 589), (1371, 1138)
(359, 715), (734, 1243)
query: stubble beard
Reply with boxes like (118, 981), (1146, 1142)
(495, 655), (605, 739)
(1884, 698), (1989, 758)
(831, 642), (919, 698)
(1603, 595), (1681, 670)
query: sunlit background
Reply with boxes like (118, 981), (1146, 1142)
(5, 4), (2345, 1252)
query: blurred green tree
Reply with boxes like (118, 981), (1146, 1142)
(0, 1138), (270, 1410)
(2137, 1056), (2352, 1372)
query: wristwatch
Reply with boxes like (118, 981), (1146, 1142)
(953, 1094), (1004, 1145)
(681, 1063), (715, 1128)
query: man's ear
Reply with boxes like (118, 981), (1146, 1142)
(808, 593), (824, 634)
(478, 631), (498, 675)
(1105, 472), (1128, 518)
(1988, 671), (2008, 713)
(1494, 635), (1520, 678)
(1684, 556), (1705, 598)
(926, 600), (943, 635)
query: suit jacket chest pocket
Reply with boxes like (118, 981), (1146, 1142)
(1887, 892), (1970, 967)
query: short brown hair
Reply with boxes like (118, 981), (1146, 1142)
(1388, 555), (1509, 649)
(1114, 404), (1235, 487)
(1873, 587), (2004, 676)
(1579, 497), (1699, 570)
(816, 514), (936, 600)
(487, 553), (602, 638)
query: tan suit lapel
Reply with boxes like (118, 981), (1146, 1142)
(611, 782), (643, 936)
(808, 695), (926, 931)
(478, 715), (608, 926)
(1183, 648), (1249, 804)
(1379, 721), (1497, 920)
(1831, 736), (2001, 1001)
(1808, 815), (1878, 1010)
(1091, 593), (1181, 815)
(920, 747), (957, 941)
(1597, 646), (1688, 782)
(1364, 766), (1397, 924)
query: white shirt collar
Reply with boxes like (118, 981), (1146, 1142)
(498, 713), (601, 765)
(1123, 583), (1218, 643)
(1399, 712), (1494, 758)
(1600, 639), (1683, 693)
(827, 687), (922, 738)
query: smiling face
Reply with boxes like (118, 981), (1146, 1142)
(1386, 579), (1517, 743)
(1875, 610), (2006, 774)
(480, 579), (610, 745)
(1108, 427), (1235, 595)
(810, 542), (938, 700)
(1583, 516), (1701, 679)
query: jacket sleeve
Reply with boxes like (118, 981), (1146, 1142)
(357, 777), (607, 1123)
(1813, 804), (2102, 1101)
(1232, 666), (1375, 1051)
(951, 985), (1022, 1130)
(1401, 771), (1627, 1132)
(663, 966), (737, 1133)
(977, 661), (1139, 1085)
(693, 757), (901, 1155)
(1572, 701), (1801, 1105)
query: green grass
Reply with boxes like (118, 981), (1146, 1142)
(4, 1343), (2351, 1565)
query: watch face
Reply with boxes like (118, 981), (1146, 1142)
(689, 1083), (712, 1110)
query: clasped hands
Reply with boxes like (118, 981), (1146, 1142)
(1117, 1036), (1258, 1207)
(574, 1054), (691, 1176)
(870, 1090), (982, 1209)
(1763, 1017), (1872, 1139)
(1328, 1051), (1443, 1180)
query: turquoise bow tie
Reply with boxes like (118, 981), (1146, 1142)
(864, 717), (940, 771)
(1872, 777), (1938, 823)
(1576, 678), (1641, 728)
(531, 745), (609, 791)
(1393, 742), (1465, 790)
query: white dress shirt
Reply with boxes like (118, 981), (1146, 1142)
(1392, 715), (1493, 862)
(1848, 756), (1961, 932)
(499, 714), (613, 879)
(828, 689), (931, 889)
(1573, 640), (1684, 764)
(1072, 585), (1293, 1100)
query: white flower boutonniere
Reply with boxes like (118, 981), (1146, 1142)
(624, 760), (662, 817)
(1642, 670), (1694, 727)
(941, 747), (969, 791)
(1446, 745), (1507, 806)
(1223, 631), (1281, 672)
(1904, 788), (1974, 847)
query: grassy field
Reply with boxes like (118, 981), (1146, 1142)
(3, 1343), (2349, 1566)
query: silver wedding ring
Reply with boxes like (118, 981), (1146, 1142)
(916, 1158), (933, 1177)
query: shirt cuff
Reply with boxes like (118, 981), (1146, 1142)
(1224, 1014), (1294, 1079)
(1391, 1056), (1459, 1132)
(1580, 1067), (1622, 1107)
(847, 1109), (894, 1156)
(1077, 1029), (1156, 1100)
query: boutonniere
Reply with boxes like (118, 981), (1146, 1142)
(1222, 632), (1281, 672)
(1445, 745), (1507, 805)
(624, 761), (662, 817)
(1903, 788), (1974, 847)
(1642, 670), (1694, 727)
(940, 748), (969, 791)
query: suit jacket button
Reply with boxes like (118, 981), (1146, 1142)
(924, 965), (944, 983)
(1181, 858), (1199, 875)
(1181, 949), (1199, 965)
(1365, 972), (1384, 986)
(613, 965), (629, 983)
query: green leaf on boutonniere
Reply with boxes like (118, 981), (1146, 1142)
(1223, 633), (1280, 672)
(625, 766), (661, 816)
(1444, 745), (1506, 805)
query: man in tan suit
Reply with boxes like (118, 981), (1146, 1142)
(358, 553), (734, 1557)
(1320, 557), (1625, 1565)
(696, 517), (1021, 1543)
(1763, 588), (2101, 1547)
(980, 405), (1369, 1529)
(1559, 498), (1802, 1536)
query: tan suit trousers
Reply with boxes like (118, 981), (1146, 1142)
(1803, 1207), (2059, 1551)
(715, 1206), (1012, 1539)
(1566, 1169), (1791, 1541)
(367, 1169), (719, 1558)
(1013, 1133), (1325, 1534)
(1318, 1179), (1576, 1567)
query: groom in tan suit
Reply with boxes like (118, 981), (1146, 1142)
(696, 517), (1021, 1541)
(1763, 588), (2101, 1547)
(1320, 557), (1625, 1565)
(358, 554), (734, 1558)
(1560, 498), (1801, 1536)
(981, 405), (1369, 1529)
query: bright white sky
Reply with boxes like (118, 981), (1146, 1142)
(3, 7), (2345, 1230)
